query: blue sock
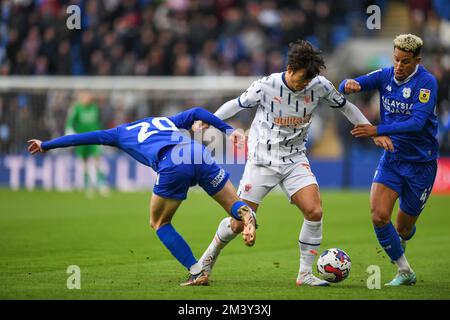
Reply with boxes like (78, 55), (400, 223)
(400, 225), (416, 241)
(374, 223), (404, 261)
(156, 224), (197, 271)
(230, 201), (248, 221)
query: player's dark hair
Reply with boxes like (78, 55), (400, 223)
(287, 40), (326, 79)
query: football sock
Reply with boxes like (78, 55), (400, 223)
(374, 223), (403, 261)
(189, 262), (202, 275)
(395, 254), (412, 273)
(199, 218), (237, 268)
(298, 219), (322, 275)
(156, 223), (197, 271)
(400, 225), (416, 241)
(230, 201), (248, 221)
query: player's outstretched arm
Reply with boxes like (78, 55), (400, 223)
(31, 129), (118, 152)
(193, 78), (261, 132)
(339, 69), (385, 95)
(175, 107), (246, 147)
(172, 107), (234, 133)
(192, 99), (243, 132)
(191, 107), (246, 146)
(352, 78), (436, 137)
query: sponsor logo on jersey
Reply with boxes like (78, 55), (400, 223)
(402, 87), (411, 98)
(210, 168), (226, 188)
(273, 115), (312, 128)
(419, 88), (430, 103)
(381, 96), (412, 115)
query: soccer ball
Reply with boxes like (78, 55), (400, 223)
(317, 248), (351, 283)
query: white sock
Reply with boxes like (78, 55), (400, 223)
(298, 219), (322, 276)
(189, 262), (202, 275)
(199, 218), (238, 267)
(396, 254), (413, 273)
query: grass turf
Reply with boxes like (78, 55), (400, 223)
(0, 189), (449, 300)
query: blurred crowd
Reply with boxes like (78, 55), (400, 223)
(1, 0), (383, 76)
(1, 0), (450, 157)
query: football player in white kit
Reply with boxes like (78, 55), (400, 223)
(193, 40), (393, 286)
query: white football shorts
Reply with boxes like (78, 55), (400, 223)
(237, 155), (318, 204)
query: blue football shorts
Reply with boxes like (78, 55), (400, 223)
(373, 155), (437, 216)
(152, 142), (229, 200)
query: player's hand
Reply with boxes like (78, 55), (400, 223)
(372, 136), (394, 152)
(27, 139), (45, 155)
(192, 120), (210, 132)
(230, 129), (246, 149)
(351, 124), (377, 138)
(344, 79), (361, 94)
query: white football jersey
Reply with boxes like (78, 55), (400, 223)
(239, 72), (346, 165)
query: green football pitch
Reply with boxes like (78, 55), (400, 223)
(1, 189), (449, 300)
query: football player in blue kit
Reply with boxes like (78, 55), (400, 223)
(339, 34), (439, 286)
(27, 107), (256, 286)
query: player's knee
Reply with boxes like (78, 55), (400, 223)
(150, 217), (168, 230)
(149, 219), (159, 230)
(371, 208), (390, 227)
(303, 206), (322, 221)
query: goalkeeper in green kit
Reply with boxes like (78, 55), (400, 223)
(65, 91), (109, 197)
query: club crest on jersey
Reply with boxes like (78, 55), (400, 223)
(419, 88), (430, 103)
(402, 87), (411, 98)
(244, 184), (252, 193)
(386, 85), (392, 92)
(272, 96), (282, 104)
(303, 95), (311, 104)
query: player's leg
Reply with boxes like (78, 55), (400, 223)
(198, 193), (259, 276)
(280, 161), (328, 286)
(151, 151), (208, 286)
(150, 193), (207, 285)
(395, 209), (418, 252)
(386, 160), (437, 286)
(369, 158), (417, 286)
(370, 182), (406, 264)
(91, 146), (109, 196)
(76, 146), (91, 192)
(395, 159), (437, 244)
(198, 162), (276, 276)
(290, 184), (329, 286)
(210, 180), (257, 246)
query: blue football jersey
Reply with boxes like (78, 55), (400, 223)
(41, 107), (233, 170)
(340, 65), (439, 162)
